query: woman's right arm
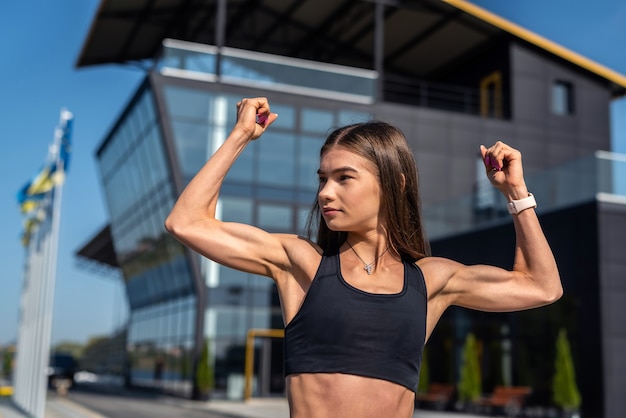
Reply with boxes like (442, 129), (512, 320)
(164, 97), (290, 279)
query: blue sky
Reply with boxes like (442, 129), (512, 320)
(1, 0), (625, 346)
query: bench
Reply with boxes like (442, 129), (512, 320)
(477, 385), (532, 417)
(415, 383), (455, 410)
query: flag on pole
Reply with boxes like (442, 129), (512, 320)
(16, 109), (73, 246)
(58, 110), (73, 171)
(13, 108), (73, 418)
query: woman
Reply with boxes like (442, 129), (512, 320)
(165, 97), (562, 418)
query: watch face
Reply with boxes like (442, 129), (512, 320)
(507, 202), (517, 214)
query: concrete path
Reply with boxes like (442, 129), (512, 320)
(1, 390), (488, 418)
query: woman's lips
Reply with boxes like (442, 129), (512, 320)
(322, 207), (340, 217)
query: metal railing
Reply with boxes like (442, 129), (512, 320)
(384, 73), (486, 115)
(159, 39), (377, 104)
(158, 39), (505, 116)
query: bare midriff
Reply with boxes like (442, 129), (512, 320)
(286, 373), (415, 418)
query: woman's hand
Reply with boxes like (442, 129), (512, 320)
(480, 141), (528, 201)
(234, 97), (278, 141)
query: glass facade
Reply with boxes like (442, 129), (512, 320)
(97, 83), (196, 397)
(424, 151), (626, 240)
(160, 39), (377, 104)
(161, 83), (370, 394)
(96, 43), (371, 397)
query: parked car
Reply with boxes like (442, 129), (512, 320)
(47, 352), (78, 387)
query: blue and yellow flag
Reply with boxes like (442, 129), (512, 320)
(17, 109), (73, 246)
(16, 162), (63, 210)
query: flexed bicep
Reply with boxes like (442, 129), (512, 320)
(444, 262), (557, 312)
(171, 218), (293, 279)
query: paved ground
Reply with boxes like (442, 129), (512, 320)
(0, 384), (489, 418)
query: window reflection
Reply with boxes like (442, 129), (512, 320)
(297, 206), (311, 235)
(258, 132), (295, 186)
(221, 197), (253, 223)
(258, 204), (293, 231)
(552, 80), (574, 115)
(269, 104), (296, 130)
(170, 120), (210, 177)
(298, 135), (324, 190)
(163, 87), (213, 120)
(301, 108), (334, 133)
(228, 140), (256, 183)
(338, 109), (371, 126)
(126, 295), (196, 397)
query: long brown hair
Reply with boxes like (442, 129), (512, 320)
(306, 121), (431, 261)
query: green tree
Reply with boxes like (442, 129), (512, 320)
(2, 349), (14, 379)
(417, 347), (429, 393)
(552, 329), (581, 413)
(458, 333), (481, 403)
(52, 341), (84, 360)
(195, 339), (214, 399)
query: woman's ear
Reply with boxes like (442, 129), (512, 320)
(400, 173), (406, 193)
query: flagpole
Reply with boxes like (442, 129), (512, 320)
(13, 109), (73, 418)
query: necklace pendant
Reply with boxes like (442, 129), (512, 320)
(364, 264), (373, 275)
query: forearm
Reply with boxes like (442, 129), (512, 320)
(165, 128), (251, 230)
(166, 97), (274, 233)
(510, 205), (562, 302)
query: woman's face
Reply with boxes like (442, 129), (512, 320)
(317, 147), (382, 234)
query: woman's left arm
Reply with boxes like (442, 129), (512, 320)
(435, 141), (562, 312)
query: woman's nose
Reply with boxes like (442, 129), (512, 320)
(318, 181), (334, 202)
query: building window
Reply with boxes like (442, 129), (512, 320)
(552, 80), (574, 115)
(480, 71), (502, 118)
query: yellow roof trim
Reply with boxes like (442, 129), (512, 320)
(442, 0), (626, 93)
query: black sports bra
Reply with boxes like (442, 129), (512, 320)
(284, 249), (427, 391)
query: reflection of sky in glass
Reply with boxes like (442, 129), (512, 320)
(258, 132), (295, 187)
(608, 155), (626, 196)
(162, 48), (217, 74)
(258, 204), (292, 230)
(161, 43), (376, 100)
(551, 81), (572, 115)
(222, 59), (274, 83)
(301, 108), (334, 134)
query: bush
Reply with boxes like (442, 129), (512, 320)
(552, 329), (581, 412)
(196, 339), (214, 398)
(458, 333), (481, 403)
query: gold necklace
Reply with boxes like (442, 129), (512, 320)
(346, 240), (390, 275)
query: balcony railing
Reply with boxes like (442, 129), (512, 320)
(424, 151), (626, 240)
(158, 39), (502, 116)
(159, 39), (377, 104)
(384, 73), (486, 116)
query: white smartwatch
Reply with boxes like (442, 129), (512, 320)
(507, 193), (537, 215)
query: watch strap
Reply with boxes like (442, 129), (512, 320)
(507, 193), (537, 215)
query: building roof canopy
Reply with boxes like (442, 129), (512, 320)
(77, 0), (626, 96)
(76, 224), (120, 269)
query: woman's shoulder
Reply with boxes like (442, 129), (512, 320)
(415, 256), (464, 296)
(273, 234), (324, 287)
(275, 234), (324, 267)
(416, 255), (461, 270)
(276, 234), (323, 254)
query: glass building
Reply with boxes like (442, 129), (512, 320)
(93, 43), (375, 397)
(76, 1), (626, 416)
